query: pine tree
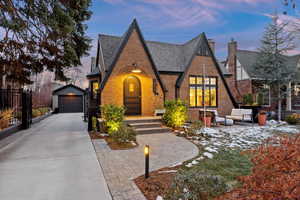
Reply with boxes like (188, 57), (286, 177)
(0, 0), (92, 85)
(254, 18), (295, 121)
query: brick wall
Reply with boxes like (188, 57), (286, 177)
(179, 56), (234, 120)
(160, 74), (179, 100)
(101, 30), (164, 116)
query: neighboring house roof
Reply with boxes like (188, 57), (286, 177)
(87, 57), (100, 78)
(52, 84), (85, 95)
(236, 49), (300, 79)
(218, 61), (231, 76)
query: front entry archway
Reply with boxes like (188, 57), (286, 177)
(124, 76), (141, 115)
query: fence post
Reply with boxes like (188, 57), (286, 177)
(21, 90), (32, 130)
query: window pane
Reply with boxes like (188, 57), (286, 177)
(92, 82), (99, 99)
(190, 87), (196, 107)
(210, 78), (217, 85)
(211, 87), (217, 107)
(190, 77), (196, 84)
(204, 88), (210, 106)
(197, 77), (203, 84)
(204, 78), (210, 85)
(197, 87), (203, 107)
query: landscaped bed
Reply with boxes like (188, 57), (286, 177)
(88, 131), (138, 150)
(134, 121), (300, 200)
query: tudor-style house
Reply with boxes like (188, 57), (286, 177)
(87, 19), (236, 120)
(224, 39), (300, 111)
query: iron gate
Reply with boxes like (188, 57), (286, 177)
(0, 89), (32, 130)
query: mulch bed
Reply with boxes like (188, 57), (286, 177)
(88, 131), (138, 150)
(134, 165), (181, 200)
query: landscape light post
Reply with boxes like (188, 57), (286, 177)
(144, 145), (150, 179)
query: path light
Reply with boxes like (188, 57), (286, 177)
(144, 145), (150, 179)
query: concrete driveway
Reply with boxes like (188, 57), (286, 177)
(0, 113), (112, 200)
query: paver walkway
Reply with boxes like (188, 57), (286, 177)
(93, 133), (198, 200)
(0, 113), (112, 200)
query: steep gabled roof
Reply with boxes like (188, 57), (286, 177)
(176, 33), (237, 106)
(98, 32), (202, 73)
(99, 19), (166, 92)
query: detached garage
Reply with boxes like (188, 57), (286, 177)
(52, 84), (86, 113)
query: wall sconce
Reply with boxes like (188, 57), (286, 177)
(131, 62), (141, 73)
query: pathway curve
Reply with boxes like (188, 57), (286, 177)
(93, 133), (198, 200)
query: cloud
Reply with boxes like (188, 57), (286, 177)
(101, 0), (274, 28)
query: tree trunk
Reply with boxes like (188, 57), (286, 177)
(278, 84), (282, 121)
(286, 81), (292, 111)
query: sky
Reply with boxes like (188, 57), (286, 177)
(82, 0), (300, 75)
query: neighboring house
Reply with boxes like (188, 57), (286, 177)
(87, 19), (236, 120)
(224, 39), (300, 111)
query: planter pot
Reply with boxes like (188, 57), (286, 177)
(258, 114), (267, 126)
(203, 117), (212, 127)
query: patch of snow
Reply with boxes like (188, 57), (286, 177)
(203, 152), (214, 159)
(156, 196), (163, 200)
(185, 163), (193, 168)
(201, 127), (219, 135)
(170, 162), (182, 167)
(159, 170), (177, 174)
(196, 156), (205, 161)
(191, 160), (199, 165)
(204, 147), (218, 153)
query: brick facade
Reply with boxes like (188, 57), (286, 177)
(97, 21), (236, 120)
(160, 74), (179, 100)
(179, 56), (234, 120)
(101, 30), (164, 116)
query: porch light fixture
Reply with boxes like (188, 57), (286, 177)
(144, 145), (150, 179)
(131, 62), (141, 73)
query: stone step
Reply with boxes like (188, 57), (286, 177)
(124, 118), (161, 124)
(135, 127), (171, 135)
(129, 122), (162, 129)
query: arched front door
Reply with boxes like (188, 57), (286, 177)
(124, 76), (141, 115)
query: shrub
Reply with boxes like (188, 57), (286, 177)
(110, 123), (136, 143)
(0, 109), (13, 130)
(285, 114), (299, 125)
(242, 94), (254, 105)
(165, 169), (228, 200)
(101, 104), (125, 134)
(216, 136), (300, 200)
(32, 109), (42, 118)
(163, 100), (187, 128)
(38, 107), (50, 115)
(186, 120), (203, 136)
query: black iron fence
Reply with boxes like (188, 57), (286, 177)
(0, 89), (32, 130)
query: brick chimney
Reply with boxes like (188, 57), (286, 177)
(227, 38), (237, 77)
(208, 39), (215, 54)
(226, 39), (242, 102)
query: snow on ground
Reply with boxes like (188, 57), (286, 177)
(184, 121), (300, 168)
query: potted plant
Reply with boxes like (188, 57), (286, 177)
(258, 110), (267, 126)
(201, 112), (213, 128)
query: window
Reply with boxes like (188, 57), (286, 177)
(91, 81), (99, 99)
(258, 84), (270, 106)
(189, 76), (217, 107)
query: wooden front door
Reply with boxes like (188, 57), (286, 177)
(124, 76), (141, 115)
